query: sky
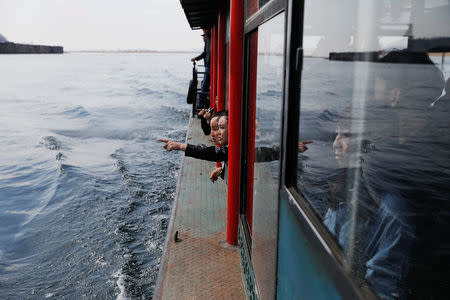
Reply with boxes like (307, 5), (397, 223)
(1, 0), (448, 53)
(0, 0), (203, 51)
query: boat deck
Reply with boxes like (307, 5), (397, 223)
(155, 117), (246, 299)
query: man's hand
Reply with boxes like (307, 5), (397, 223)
(204, 111), (211, 120)
(191, 57), (196, 62)
(298, 141), (313, 153)
(158, 139), (187, 152)
(210, 167), (223, 182)
(198, 109), (205, 116)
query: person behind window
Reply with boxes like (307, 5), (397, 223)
(361, 58), (447, 298)
(320, 55), (446, 299)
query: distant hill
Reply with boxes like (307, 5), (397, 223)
(0, 33), (8, 43)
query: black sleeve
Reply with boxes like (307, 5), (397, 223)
(200, 116), (211, 135)
(195, 51), (206, 61)
(185, 144), (227, 162)
(255, 146), (280, 162)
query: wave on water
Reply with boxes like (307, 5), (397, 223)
(113, 270), (129, 300)
(40, 136), (63, 151)
(59, 106), (90, 119)
(162, 89), (185, 99)
(136, 88), (185, 100)
(136, 87), (159, 96)
(52, 127), (151, 141)
(160, 105), (190, 120)
(107, 148), (178, 298)
(39, 136), (67, 171)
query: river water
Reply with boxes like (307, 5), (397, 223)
(0, 53), (192, 299)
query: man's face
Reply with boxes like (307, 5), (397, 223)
(210, 116), (220, 146)
(217, 116), (228, 146)
(374, 76), (400, 108)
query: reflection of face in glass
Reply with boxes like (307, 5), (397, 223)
(210, 116), (220, 146)
(374, 75), (427, 143)
(333, 127), (353, 168)
(374, 76), (399, 107)
(217, 116), (228, 146)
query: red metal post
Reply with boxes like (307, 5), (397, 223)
(214, 23), (219, 110)
(210, 25), (216, 110)
(217, 7), (226, 111)
(227, 0), (244, 246)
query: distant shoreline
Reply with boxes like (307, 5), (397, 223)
(68, 50), (199, 54)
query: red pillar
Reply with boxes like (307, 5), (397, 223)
(213, 24), (219, 110)
(217, 7), (226, 112)
(210, 25), (216, 110)
(227, 0), (244, 245)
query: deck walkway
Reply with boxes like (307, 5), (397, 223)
(155, 117), (246, 299)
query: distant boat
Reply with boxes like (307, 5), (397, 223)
(329, 50), (435, 64)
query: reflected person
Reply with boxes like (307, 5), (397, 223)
(363, 59), (447, 298)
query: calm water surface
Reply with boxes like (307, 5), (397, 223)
(0, 53), (192, 299)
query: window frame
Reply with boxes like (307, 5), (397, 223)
(240, 0), (288, 244)
(239, 0), (289, 296)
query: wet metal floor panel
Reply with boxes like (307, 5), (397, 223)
(155, 118), (246, 299)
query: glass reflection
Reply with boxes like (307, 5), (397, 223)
(298, 0), (449, 298)
(304, 0), (450, 58)
(251, 12), (284, 300)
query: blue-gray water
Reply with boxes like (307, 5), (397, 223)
(0, 53), (192, 299)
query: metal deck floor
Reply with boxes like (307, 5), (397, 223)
(155, 117), (246, 299)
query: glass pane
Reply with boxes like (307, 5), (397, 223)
(251, 12), (285, 299)
(297, 0), (449, 298)
(259, 0), (271, 11)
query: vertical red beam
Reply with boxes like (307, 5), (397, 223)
(210, 25), (216, 110)
(227, 0), (244, 245)
(213, 24), (218, 110)
(217, 7), (226, 111)
(246, 31), (258, 233)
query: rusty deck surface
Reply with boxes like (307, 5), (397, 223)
(155, 117), (246, 300)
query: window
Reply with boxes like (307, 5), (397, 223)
(295, 0), (449, 298)
(248, 12), (285, 299)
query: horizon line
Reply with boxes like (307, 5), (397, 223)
(68, 49), (199, 53)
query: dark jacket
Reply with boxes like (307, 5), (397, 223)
(185, 144), (227, 162)
(255, 146), (280, 162)
(195, 34), (211, 67)
(200, 115), (210, 136)
(184, 144), (279, 183)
